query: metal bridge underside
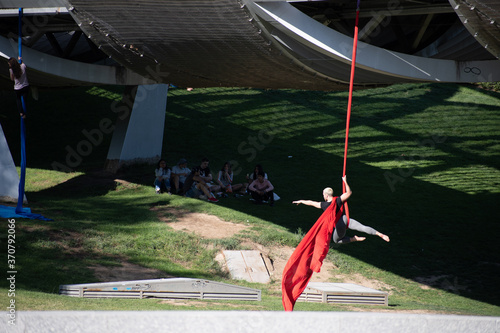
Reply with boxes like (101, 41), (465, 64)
(0, 0), (499, 90)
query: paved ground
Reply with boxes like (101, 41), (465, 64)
(3, 311), (499, 333)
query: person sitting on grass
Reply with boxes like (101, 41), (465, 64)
(216, 161), (244, 196)
(197, 157), (220, 193)
(184, 166), (219, 203)
(154, 159), (171, 194)
(244, 164), (267, 192)
(248, 171), (275, 206)
(171, 158), (190, 194)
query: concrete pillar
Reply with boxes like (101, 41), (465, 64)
(0, 123), (27, 203)
(105, 84), (168, 172)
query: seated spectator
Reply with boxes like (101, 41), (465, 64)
(216, 161), (244, 195)
(246, 164), (268, 182)
(184, 166), (219, 202)
(244, 164), (268, 194)
(182, 158), (210, 195)
(171, 158), (190, 194)
(198, 157), (220, 193)
(248, 171), (275, 206)
(154, 159), (171, 194)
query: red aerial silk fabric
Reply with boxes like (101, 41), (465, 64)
(282, 198), (344, 311)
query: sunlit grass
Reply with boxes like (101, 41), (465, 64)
(414, 165), (500, 194)
(18, 167), (83, 192)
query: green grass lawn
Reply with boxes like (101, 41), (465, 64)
(0, 83), (499, 315)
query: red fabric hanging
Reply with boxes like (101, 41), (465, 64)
(282, 2), (361, 311)
(342, 3), (361, 227)
(282, 199), (344, 311)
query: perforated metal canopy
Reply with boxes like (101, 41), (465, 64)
(1, 0), (500, 89)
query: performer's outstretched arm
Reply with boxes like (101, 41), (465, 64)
(292, 200), (321, 209)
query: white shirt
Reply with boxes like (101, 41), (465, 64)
(10, 63), (29, 90)
(171, 165), (190, 182)
(155, 167), (171, 180)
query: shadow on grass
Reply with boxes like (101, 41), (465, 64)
(15, 183), (223, 294)
(2, 83), (499, 307)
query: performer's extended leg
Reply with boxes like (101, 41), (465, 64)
(339, 216), (390, 243)
(350, 217), (390, 241)
(347, 217), (377, 235)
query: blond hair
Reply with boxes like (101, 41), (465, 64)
(323, 187), (333, 197)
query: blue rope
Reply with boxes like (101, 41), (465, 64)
(16, 113), (26, 213)
(15, 7), (26, 214)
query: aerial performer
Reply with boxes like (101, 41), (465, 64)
(0, 7), (51, 220)
(281, 176), (389, 311)
(281, 0), (382, 311)
(13, 7), (28, 214)
(292, 181), (390, 244)
(8, 56), (29, 119)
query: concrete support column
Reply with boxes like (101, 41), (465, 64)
(105, 84), (168, 172)
(0, 123), (27, 203)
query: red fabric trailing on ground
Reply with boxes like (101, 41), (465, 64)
(282, 1), (359, 312)
(281, 198), (344, 311)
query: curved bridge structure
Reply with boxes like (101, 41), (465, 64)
(0, 0), (499, 90)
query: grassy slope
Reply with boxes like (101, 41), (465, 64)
(0, 83), (499, 315)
